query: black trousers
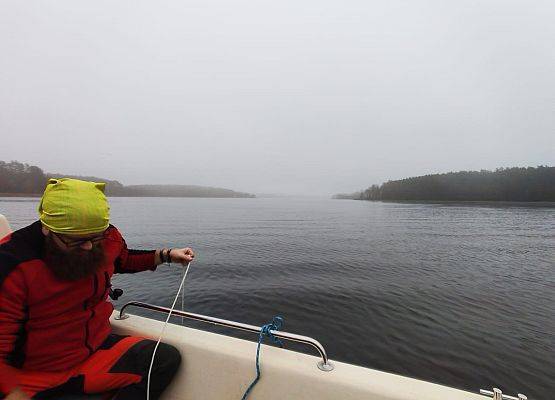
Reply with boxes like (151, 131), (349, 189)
(111, 339), (182, 400)
(33, 335), (182, 400)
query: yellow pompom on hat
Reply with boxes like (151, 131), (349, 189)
(38, 178), (110, 234)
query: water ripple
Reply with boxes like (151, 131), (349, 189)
(2, 198), (554, 399)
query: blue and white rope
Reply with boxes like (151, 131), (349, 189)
(241, 316), (284, 400)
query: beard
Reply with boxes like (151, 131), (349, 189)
(44, 235), (106, 281)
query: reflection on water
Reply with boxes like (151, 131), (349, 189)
(2, 197), (554, 399)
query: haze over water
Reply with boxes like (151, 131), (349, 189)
(2, 1), (554, 195)
(2, 197), (554, 399)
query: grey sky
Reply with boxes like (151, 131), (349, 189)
(1, 1), (554, 196)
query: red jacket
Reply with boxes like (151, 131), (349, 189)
(0, 221), (157, 395)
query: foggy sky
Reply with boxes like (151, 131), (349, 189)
(1, 1), (554, 196)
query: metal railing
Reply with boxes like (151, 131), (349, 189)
(480, 388), (528, 400)
(116, 301), (334, 371)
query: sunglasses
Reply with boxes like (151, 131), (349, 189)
(52, 231), (106, 248)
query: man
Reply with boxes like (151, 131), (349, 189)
(0, 178), (195, 399)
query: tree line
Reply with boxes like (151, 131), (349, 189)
(0, 161), (255, 198)
(349, 166), (555, 202)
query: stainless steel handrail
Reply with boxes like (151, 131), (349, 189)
(116, 301), (334, 371)
(480, 389), (528, 400)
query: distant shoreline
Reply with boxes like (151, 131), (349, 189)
(0, 193), (42, 197)
(0, 161), (256, 199)
(336, 166), (555, 202)
(0, 193), (255, 199)
(335, 198), (555, 206)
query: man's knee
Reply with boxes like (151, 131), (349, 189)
(153, 342), (182, 375)
(108, 341), (182, 400)
(110, 339), (182, 378)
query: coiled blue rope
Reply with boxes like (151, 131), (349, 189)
(241, 316), (284, 400)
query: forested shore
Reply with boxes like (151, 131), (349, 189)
(0, 161), (255, 198)
(335, 167), (555, 202)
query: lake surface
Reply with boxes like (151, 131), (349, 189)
(2, 197), (554, 399)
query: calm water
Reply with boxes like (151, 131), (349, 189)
(2, 197), (554, 399)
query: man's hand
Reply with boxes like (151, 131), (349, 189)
(169, 248), (195, 265)
(6, 388), (30, 400)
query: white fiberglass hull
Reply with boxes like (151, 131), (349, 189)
(110, 311), (487, 400)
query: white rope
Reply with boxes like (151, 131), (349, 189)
(181, 266), (185, 326)
(146, 261), (191, 400)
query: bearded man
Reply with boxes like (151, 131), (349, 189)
(0, 179), (195, 399)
